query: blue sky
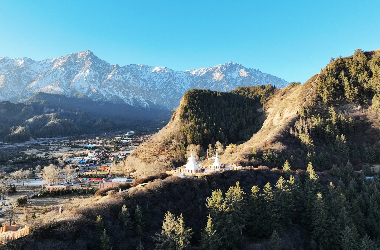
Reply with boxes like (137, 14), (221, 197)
(0, 0), (379, 83)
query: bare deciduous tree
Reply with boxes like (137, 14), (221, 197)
(42, 164), (60, 186)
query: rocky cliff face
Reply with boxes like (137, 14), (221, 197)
(0, 51), (288, 109)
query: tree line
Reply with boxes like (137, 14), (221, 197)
(147, 162), (380, 250)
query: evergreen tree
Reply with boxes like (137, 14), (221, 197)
(327, 182), (352, 247)
(275, 176), (286, 191)
(175, 214), (193, 250)
(136, 241), (144, 250)
(96, 215), (104, 233)
(360, 235), (378, 250)
(288, 174), (303, 216)
(268, 230), (282, 250)
(263, 182), (274, 201)
(307, 162), (318, 180)
(246, 185), (264, 237)
(119, 205), (132, 229)
(154, 211), (193, 250)
(206, 182), (246, 249)
(304, 163), (320, 231)
(200, 214), (221, 250)
(311, 193), (332, 250)
(282, 160), (292, 179)
(274, 176), (294, 228)
(154, 211), (177, 250)
(135, 205), (145, 239)
(261, 182), (279, 235)
(100, 229), (113, 250)
(341, 225), (359, 250)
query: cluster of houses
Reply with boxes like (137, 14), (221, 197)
(63, 150), (130, 172)
(64, 151), (112, 165)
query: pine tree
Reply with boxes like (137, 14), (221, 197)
(136, 241), (144, 250)
(251, 185), (260, 199)
(304, 163), (320, 231)
(206, 189), (224, 213)
(96, 215), (104, 233)
(288, 174), (303, 216)
(100, 229), (113, 250)
(206, 182), (246, 249)
(275, 176), (286, 191)
(307, 162), (318, 180)
(341, 225), (359, 250)
(263, 182), (274, 201)
(154, 211), (177, 250)
(175, 214), (193, 250)
(261, 182), (277, 235)
(199, 214), (221, 250)
(268, 230), (282, 250)
(282, 160), (292, 179)
(328, 183), (350, 233)
(360, 235), (377, 250)
(246, 185), (263, 237)
(135, 205), (145, 239)
(311, 193), (331, 250)
(274, 176), (293, 228)
(154, 211), (193, 250)
(119, 205), (132, 229)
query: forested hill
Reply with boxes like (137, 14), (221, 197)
(238, 49), (380, 170)
(119, 86), (275, 178)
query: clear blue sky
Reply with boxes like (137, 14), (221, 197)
(0, 0), (379, 83)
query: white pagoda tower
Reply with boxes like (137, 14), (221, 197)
(211, 151), (222, 170)
(184, 151), (201, 173)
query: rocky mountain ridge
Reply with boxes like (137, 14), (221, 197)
(0, 51), (288, 109)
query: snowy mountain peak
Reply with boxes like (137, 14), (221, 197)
(0, 51), (289, 109)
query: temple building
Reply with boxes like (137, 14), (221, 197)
(184, 151), (201, 174)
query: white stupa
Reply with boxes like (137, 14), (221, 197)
(185, 151), (201, 173)
(211, 151), (222, 170)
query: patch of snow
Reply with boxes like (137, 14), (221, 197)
(239, 69), (249, 77)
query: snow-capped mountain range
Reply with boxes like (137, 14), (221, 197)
(0, 50), (288, 109)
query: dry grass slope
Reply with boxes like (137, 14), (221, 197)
(238, 75), (318, 156)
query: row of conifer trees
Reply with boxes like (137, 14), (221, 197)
(96, 160), (380, 250)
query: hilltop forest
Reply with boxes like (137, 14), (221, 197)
(120, 85), (276, 177)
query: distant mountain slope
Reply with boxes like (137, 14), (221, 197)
(0, 93), (171, 143)
(0, 51), (288, 109)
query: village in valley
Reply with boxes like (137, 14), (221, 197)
(0, 128), (247, 243)
(0, 130), (148, 243)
